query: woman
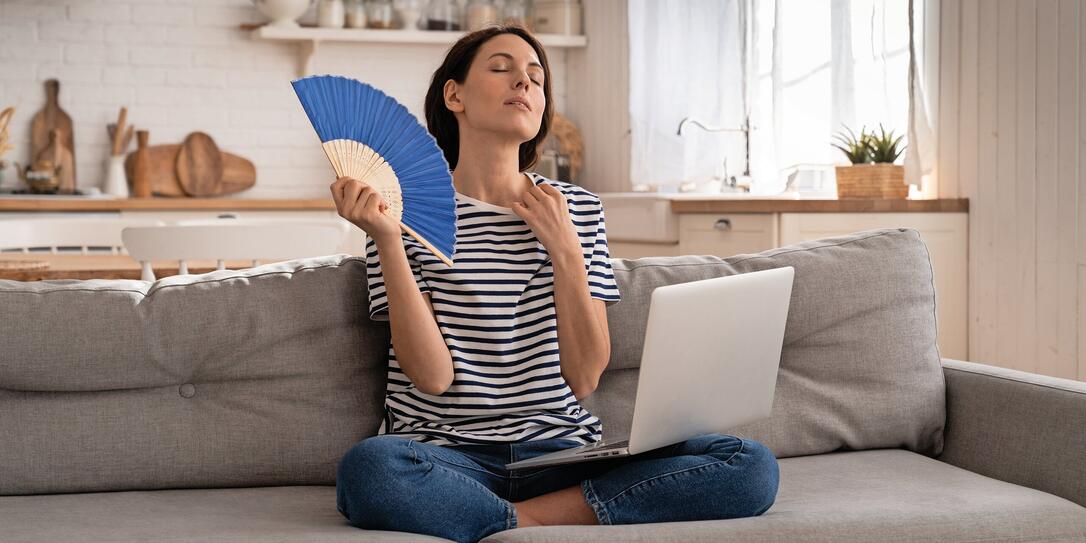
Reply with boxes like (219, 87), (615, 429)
(330, 26), (779, 543)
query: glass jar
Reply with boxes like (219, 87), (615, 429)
(425, 0), (462, 31)
(533, 0), (580, 35)
(502, 0), (531, 29)
(466, 0), (499, 31)
(394, 0), (424, 30)
(366, 0), (396, 28)
(317, 0), (345, 27)
(345, 0), (367, 27)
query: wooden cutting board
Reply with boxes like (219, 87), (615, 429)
(30, 79), (76, 184)
(176, 132), (224, 196)
(125, 144), (256, 197)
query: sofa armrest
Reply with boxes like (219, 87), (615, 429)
(939, 359), (1086, 507)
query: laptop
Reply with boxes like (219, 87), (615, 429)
(505, 266), (795, 470)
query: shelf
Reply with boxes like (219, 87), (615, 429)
(249, 25), (588, 77)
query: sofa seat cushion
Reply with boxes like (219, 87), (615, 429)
(0, 485), (448, 542)
(481, 449), (1086, 542)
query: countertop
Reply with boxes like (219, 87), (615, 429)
(0, 195), (969, 214)
(0, 196), (336, 212)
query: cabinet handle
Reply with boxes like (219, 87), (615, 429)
(713, 218), (732, 231)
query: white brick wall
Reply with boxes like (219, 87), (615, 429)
(0, 0), (571, 199)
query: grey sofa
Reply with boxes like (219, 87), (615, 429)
(2, 228), (1084, 542)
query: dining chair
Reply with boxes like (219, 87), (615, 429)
(0, 217), (166, 254)
(121, 217), (351, 281)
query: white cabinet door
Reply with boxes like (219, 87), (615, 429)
(780, 212), (969, 360)
(678, 213), (778, 258)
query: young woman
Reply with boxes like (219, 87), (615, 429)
(329, 26), (779, 543)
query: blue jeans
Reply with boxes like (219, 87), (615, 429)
(336, 433), (780, 543)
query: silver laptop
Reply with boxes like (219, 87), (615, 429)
(505, 266), (795, 470)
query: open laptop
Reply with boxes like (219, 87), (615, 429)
(505, 266), (795, 470)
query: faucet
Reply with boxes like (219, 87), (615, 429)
(676, 116), (754, 193)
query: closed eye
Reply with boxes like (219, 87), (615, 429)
(492, 69), (542, 86)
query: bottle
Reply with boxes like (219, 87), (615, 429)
(466, 0), (499, 31)
(425, 0), (462, 31)
(317, 0), (346, 28)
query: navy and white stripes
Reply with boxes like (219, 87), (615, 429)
(364, 172), (621, 446)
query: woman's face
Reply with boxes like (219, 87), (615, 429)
(444, 34), (546, 144)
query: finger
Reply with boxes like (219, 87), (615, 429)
(522, 187), (540, 203)
(329, 179), (344, 209)
(343, 179), (365, 208)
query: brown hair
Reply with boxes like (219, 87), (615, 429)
(424, 26), (553, 172)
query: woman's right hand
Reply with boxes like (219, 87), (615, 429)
(330, 176), (401, 242)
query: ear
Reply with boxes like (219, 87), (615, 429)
(443, 79), (465, 113)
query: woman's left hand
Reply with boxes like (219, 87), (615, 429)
(512, 183), (581, 256)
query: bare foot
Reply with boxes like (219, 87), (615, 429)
(512, 484), (598, 527)
(513, 504), (542, 527)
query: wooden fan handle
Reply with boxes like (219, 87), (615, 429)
(399, 221), (453, 268)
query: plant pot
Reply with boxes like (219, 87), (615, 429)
(834, 163), (909, 199)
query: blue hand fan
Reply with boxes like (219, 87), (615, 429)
(291, 74), (456, 267)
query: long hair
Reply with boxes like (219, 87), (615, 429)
(423, 26), (553, 172)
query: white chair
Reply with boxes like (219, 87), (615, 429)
(0, 217), (166, 254)
(121, 218), (350, 281)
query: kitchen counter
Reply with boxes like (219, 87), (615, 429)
(667, 197), (969, 213)
(0, 197), (335, 212)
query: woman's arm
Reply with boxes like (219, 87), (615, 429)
(372, 233), (454, 396)
(550, 247), (612, 400)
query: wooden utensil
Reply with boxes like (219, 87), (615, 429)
(0, 107), (14, 157)
(30, 79), (75, 183)
(131, 130), (153, 197)
(125, 144), (256, 197)
(111, 107), (128, 156)
(119, 125), (134, 155)
(35, 128), (75, 193)
(175, 131), (223, 196)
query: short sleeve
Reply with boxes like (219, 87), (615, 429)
(585, 200), (621, 305)
(365, 234), (431, 322)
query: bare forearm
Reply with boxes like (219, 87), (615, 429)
(551, 247), (610, 398)
(374, 235), (453, 395)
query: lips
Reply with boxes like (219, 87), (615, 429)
(504, 97), (531, 111)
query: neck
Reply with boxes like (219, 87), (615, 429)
(451, 129), (530, 207)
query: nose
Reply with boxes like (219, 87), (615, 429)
(513, 69), (531, 90)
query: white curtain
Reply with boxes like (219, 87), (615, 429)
(629, 0), (936, 195)
(627, 0), (747, 191)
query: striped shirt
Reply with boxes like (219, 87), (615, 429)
(364, 172), (622, 446)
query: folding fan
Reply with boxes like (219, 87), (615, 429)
(291, 74), (456, 267)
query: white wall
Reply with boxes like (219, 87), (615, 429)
(0, 0), (592, 199)
(936, 0), (1085, 381)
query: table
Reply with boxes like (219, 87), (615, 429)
(0, 253), (279, 281)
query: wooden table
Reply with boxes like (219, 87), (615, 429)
(0, 253), (280, 281)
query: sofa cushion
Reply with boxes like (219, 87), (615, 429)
(0, 486), (447, 542)
(480, 449), (1086, 543)
(590, 228), (945, 459)
(0, 255), (390, 495)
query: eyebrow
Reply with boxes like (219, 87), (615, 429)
(488, 52), (543, 71)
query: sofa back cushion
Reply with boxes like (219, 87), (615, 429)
(0, 256), (389, 495)
(583, 228), (945, 459)
(0, 228), (945, 495)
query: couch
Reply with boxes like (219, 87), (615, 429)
(2, 228), (1084, 542)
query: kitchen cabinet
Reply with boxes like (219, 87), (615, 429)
(677, 213), (778, 258)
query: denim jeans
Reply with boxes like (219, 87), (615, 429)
(336, 433), (780, 543)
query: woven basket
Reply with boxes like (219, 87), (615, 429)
(835, 164), (909, 199)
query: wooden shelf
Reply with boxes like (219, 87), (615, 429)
(249, 25), (588, 77)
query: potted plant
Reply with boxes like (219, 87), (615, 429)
(832, 124), (908, 199)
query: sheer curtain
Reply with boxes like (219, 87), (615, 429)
(628, 0), (935, 195)
(627, 0), (747, 191)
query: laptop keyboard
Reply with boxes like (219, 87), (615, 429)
(586, 439), (629, 451)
